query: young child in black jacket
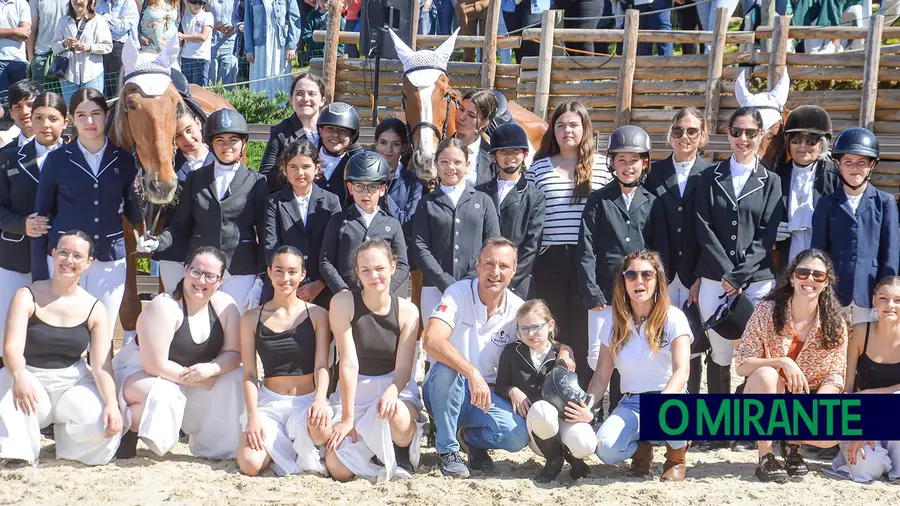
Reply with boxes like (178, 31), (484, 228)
(495, 300), (596, 483)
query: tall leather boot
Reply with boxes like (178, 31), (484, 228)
(687, 355), (704, 394)
(533, 434), (565, 483)
(660, 443), (689, 482)
(706, 361), (732, 395)
(563, 448), (591, 480)
(630, 441), (653, 477)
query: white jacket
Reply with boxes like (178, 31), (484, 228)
(50, 14), (113, 85)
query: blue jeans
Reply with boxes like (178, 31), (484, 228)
(423, 362), (529, 454)
(181, 57), (210, 86)
(594, 394), (688, 464)
(30, 53), (50, 84)
(0, 60), (27, 104)
(419, 0), (438, 35)
(61, 73), (104, 106)
(638, 0), (673, 56)
(436, 0), (455, 35)
(209, 45), (238, 85)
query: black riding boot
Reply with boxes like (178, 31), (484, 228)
(117, 430), (138, 459)
(688, 355), (704, 394)
(533, 435), (565, 483)
(700, 361), (733, 450)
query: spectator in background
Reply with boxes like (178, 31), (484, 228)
(96, 0), (138, 96)
(344, 0), (359, 58)
(0, 0), (30, 96)
(27, 0), (68, 84)
(501, 0), (545, 61)
(695, 0), (739, 52)
(209, 0), (237, 84)
(139, 0), (179, 53)
(301, 0), (342, 62)
(179, 0), (213, 86)
(637, 0), (672, 56)
(435, 0), (454, 35)
(558, 0), (605, 56)
(675, 0), (703, 55)
(419, 0), (438, 36)
(243, 0), (301, 99)
(52, 0), (112, 104)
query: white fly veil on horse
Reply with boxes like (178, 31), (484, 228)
(120, 36), (180, 97)
(389, 28), (458, 87)
(734, 69), (790, 132)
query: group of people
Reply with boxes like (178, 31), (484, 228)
(0, 68), (898, 487)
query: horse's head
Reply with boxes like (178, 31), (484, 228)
(109, 37), (181, 205)
(390, 29), (459, 182)
(735, 69), (791, 168)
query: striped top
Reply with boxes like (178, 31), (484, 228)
(526, 155), (613, 247)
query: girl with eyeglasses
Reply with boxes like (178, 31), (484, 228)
(495, 299), (593, 483)
(579, 250), (692, 482)
(695, 106), (785, 397)
(833, 276), (900, 482)
(113, 246), (245, 460)
(736, 248), (848, 482)
(812, 127), (899, 325)
(774, 106), (841, 273)
(411, 137), (500, 324)
(0, 231), (122, 467)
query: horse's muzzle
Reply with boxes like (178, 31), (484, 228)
(144, 176), (177, 205)
(411, 149), (437, 182)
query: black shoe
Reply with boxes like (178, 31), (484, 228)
(40, 425), (54, 440)
(394, 443), (414, 474)
(782, 444), (809, 479)
(755, 452), (789, 483)
(564, 450), (591, 480)
(4, 459), (28, 468)
(533, 434), (564, 483)
(535, 456), (564, 483)
(458, 428), (494, 472)
(116, 430), (138, 459)
(813, 444), (840, 460)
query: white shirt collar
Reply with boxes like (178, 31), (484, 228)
(214, 159), (239, 172)
(673, 157), (695, 174)
(17, 133), (31, 147)
(355, 203), (379, 227)
(622, 190), (635, 211)
(440, 182), (467, 207)
(729, 156), (755, 176)
(497, 178), (517, 204)
(77, 138), (108, 158)
(465, 137), (481, 185)
(35, 139), (63, 157)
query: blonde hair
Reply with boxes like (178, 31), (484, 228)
(515, 299), (557, 343)
(609, 250), (671, 360)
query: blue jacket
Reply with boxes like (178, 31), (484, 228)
(386, 164), (423, 236)
(32, 142), (142, 281)
(242, 0), (301, 52)
(811, 184), (900, 308)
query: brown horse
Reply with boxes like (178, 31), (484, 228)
(108, 83), (237, 335)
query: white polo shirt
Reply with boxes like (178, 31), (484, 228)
(428, 278), (524, 384)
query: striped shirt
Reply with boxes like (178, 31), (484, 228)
(526, 155), (612, 247)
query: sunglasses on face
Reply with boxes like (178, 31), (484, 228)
(351, 183), (383, 194)
(623, 270), (656, 281)
(516, 322), (549, 337)
(793, 268), (828, 283)
(671, 127), (701, 139)
(789, 133), (822, 146)
(729, 127), (760, 139)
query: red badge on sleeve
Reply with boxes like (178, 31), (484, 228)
(436, 304), (448, 313)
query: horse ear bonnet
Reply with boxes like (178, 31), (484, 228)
(345, 151), (391, 182)
(832, 127), (880, 160)
(784, 105), (832, 138)
(317, 102), (361, 142)
(489, 123), (529, 153)
(541, 364), (588, 418)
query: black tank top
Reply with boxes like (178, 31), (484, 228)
(22, 287), (97, 369)
(855, 322), (900, 391)
(256, 302), (317, 379)
(350, 290), (400, 376)
(168, 299), (225, 367)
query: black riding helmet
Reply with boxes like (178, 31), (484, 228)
(317, 102), (360, 143)
(541, 362), (591, 420)
(784, 105), (833, 138)
(607, 125), (652, 188)
(204, 109), (249, 144)
(345, 151), (390, 183)
(490, 122), (529, 153)
(832, 127), (879, 191)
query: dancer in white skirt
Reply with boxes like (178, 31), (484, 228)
(326, 239), (423, 482)
(237, 245), (333, 476)
(0, 231), (122, 467)
(114, 246), (244, 460)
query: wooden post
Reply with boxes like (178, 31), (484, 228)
(860, 13), (885, 130)
(322, 0), (342, 103)
(760, 0), (776, 53)
(533, 9), (557, 120)
(482, 0), (501, 89)
(767, 14), (791, 91)
(704, 7), (730, 134)
(410, 0), (420, 50)
(614, 9), (639, 127)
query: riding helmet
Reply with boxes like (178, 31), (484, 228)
(607, 125), (652, 157)
(784, 105), (833, 138)
(702, 292), (755, 341)
(317, 102), (360, 142)
(490, 122), (529, 153)
(345, 151), (391, 183)
(541, 362), (590, 419)
(204, 109), (249, 144)
(832, 127), (880, 161)
(487, 90), (514, 137)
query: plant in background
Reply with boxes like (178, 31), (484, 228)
(208, 84), (294, 124)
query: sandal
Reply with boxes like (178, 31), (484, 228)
(782, 443), (809, 478)
(755, 453), (789, 483)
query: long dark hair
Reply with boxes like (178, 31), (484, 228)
(762, 249), (845, 350)
(58, 230), (95, 257)
(536, 101), (595, 201)
(172, 246), (227, 301)
(70, 88), (108, 116)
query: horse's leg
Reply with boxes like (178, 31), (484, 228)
(119, 217), (142, 342)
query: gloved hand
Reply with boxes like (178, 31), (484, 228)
(776, 222), (790, 242)
(136, 234), (160, 253)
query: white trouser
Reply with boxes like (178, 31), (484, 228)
(698, 277), (774, 367)
(0, 268), (31, 357)
(158, 260), (185, 294)
(526, 400), (597, 459)
(239, 386), (331, 476)
(833, 440), (900, 483)
(48, 256), (127, 335)
(218, 273), (257, 315)
(587, 308), (610, 371)
(843, 303), (875, 325)
(669, 276), (704, 360)
(0, 361), (120, 465)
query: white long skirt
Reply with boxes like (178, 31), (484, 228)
(329, 371), (425, 482)
(249, 21), (290, 100)
(831, 441), (900, 482)
(0, 360), (121, 465)
(239, 386), (330, 476)
(112, 341), (245, 459)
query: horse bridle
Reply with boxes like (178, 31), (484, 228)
(401, 66), (459, 145)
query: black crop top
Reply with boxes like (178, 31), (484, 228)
(22, 288), (97, 369)
(168, 299), (225, 367)
(256, 302), (317, 379)
(350, 290), (400, 376)
(855, 322), (900, 392)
